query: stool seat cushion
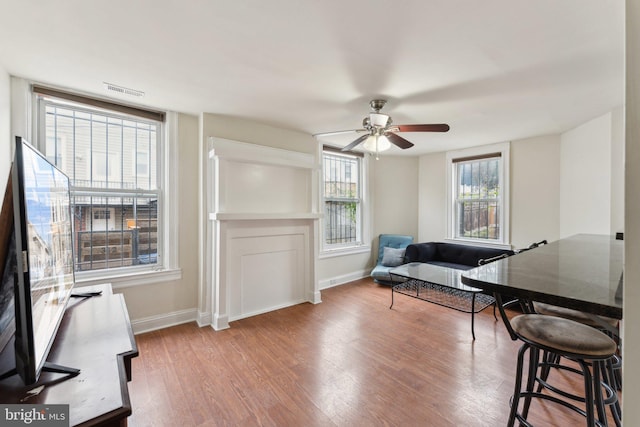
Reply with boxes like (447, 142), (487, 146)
(511, 314), (617, 358)
(533, 302), (618, 328)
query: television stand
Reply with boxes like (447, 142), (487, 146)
(70, 290), (103, 298)
(0, 362), (79, 380)
(0, 283), (138, 426)
(41, 362), (81, 377)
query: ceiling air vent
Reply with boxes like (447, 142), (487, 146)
(103, 82), (145, 98)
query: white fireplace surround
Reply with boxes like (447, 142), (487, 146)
(204, 137), (321, 330)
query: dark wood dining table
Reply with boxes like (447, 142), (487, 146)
(461, 234), (623, 321)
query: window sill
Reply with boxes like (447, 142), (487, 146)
(319, 245), (371, 259)
(443, 238), (512, 251)
(75, 267), (183, 290)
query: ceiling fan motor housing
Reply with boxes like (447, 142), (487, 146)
(370, 99), (387, 112)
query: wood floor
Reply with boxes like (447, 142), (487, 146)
(128, 278), (620, 426)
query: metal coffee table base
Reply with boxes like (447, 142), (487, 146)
(390, 278), (496, 340)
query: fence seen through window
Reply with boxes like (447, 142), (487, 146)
(323, 151), (360, 247)
(455, 156), (500, 240)
(41, 99), (161, 272)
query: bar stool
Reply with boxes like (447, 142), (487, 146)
(533, 302), (622, 425)
(532, 303), (618, 330)
(507, 314), (617, 427)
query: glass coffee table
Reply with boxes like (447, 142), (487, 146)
(389, 262), (496, 340)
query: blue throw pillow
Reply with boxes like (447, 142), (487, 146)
(381, 247), (406, 267)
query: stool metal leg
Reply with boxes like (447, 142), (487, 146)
(521, 346), (539, 421)
(536, 350), (556, 393)
(602, 358), (622, 427)
(593, 361), (609, 427)
(508, 343), (529, 427)
(471, 293), (476, 340)
(577, 358), (596, 427)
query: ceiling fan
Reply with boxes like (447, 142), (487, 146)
(314, 99), (450, 155)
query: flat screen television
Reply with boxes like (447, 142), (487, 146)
(0, 136), (77, 385)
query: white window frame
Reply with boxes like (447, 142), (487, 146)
(445, 142), (511, 249)
(30, 86), (181, 288)
(320, 148), (371, 257)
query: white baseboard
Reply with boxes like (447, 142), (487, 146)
(228, 299), (306, 323)
(310, 290), (322, 304)
(131, 308), (198, 335)
(212, 313), (230, 331)
(196, 310), (212, 328)
(319, 269), (370, 290)
(130, 272), (369, 335)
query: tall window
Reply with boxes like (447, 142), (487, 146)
(447, 144), (510, 246)
(36, 88), (164, 273)
(322, 149), (362, 249)
(454, 155), (500, 240)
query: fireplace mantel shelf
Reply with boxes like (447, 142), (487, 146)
(209, 212), (322, 221)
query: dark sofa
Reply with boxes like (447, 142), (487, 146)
(405, 242), (515, 270)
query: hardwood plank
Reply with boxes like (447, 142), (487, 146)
(128, 278), (620, 426)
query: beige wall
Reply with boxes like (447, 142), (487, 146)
(417, 152), (447, 242)
(417, 134), (565, 249)
(559, 112), (615, 238)
(624, 0), (640, 422)
(510, 135), (561, 248)
(372, 155), (419, 241)
(201, 113), (316, 155)
(417, 117), (623, 250)
(118, 113), (200, 322)
(0, 65), (10, 188)
(610, 106), (625, 235)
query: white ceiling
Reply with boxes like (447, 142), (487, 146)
(0, 0), (624, 155)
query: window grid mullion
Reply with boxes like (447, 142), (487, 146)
(42, 97), (161, 273)
(454, 156), (501, 241)
(322, 151), (361, 248)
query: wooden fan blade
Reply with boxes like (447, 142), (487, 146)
(385, 132), (414, 149)
(395, 124), (450, 133)
(313, 129), (367, 138)
(342, 134), (369, 151)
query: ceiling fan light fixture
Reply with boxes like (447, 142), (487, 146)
(317, 99), (450, 155)
(369, 113), (389, 128)
(362, 134), (391, 152)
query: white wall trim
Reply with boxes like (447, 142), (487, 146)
(164, 111), (180, 270)
(131, 308), (197, 335)
(196, 310), (212, 328)
(228, 298), (307, 322)
(76, 267), (182, 289)
(212, 313), (229, 331)
(442, 238), (513, 251)
(318, 245), (371, 259)
(197, 113), (212, 330)
(210, 212), (321, 221)
(209, 136), (317, 169)
(319, 269), (370, 290)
